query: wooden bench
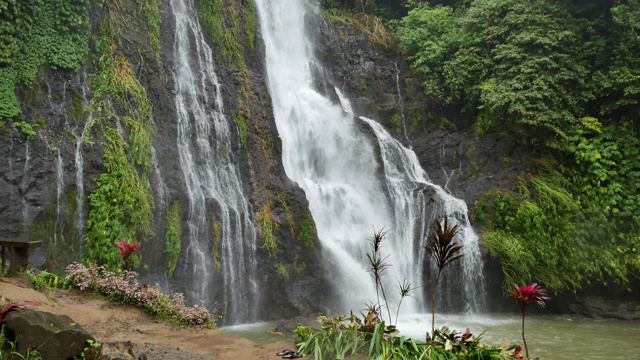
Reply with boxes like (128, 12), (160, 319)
(0, 238), (43, 274)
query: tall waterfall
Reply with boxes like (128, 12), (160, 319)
(170, 0), (258, 324)
(256, 0), (485, 315)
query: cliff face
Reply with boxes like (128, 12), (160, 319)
(312, 11), (537, 310)
(0, 0), (328, 323)
(0, 0), (554, 321)
(313, 14), (533, 210)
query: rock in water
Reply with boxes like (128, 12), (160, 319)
(3, 308), (94, 360)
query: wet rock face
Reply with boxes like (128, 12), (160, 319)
(412, 130), (536, 206)
(311, 15), (433, 142)
(4, 309), (94, 360)
(0, 70), (105, 273)
(314, 19), (400, 117)
(568, 296), (640, 321)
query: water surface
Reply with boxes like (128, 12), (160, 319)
(224, 314), (640, 359)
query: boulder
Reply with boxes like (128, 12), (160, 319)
(4, 308), (94, 360)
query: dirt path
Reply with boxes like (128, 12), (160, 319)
(0, 277), (297, 360)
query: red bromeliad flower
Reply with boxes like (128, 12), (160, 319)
(511, 283), (549, 311)
(116, 240), (140, 264)
(510, 283), (549, 359)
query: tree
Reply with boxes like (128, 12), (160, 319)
(400, 0), (590, 145)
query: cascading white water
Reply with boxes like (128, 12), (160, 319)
(150, 146), (169, 270)
(257, 0), (397, 313)
(257, 0), (485, 315)
(54, 150), (64, 245)
(170, 0), (258, 324)
(361, 118), (486, 312)
(72, 70), (93, 247)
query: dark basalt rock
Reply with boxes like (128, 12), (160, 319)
(569, 296), (640, 321)
(4, 308), (94, 360)
(274, 316), (311, 335)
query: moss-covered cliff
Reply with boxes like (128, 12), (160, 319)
(0, 0), (328, 323)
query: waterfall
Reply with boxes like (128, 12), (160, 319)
(20, 143), (31, 229)
(257, 0), (485, 315)
(54, 150), (64, 245)
(394, 62), (411, 144)
(150, 146), (169, 271)
(73, 110), (93, 247)
(170, 0), (258, 324)
(361, 118), (486, 312)
(71, 70), (93, 247)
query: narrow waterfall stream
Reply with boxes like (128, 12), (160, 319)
(170, 0), (257, 324)
(54, 150), (64, 245)
(73, 70), (93, 247)
(394, 62), (411, 144)
(256, 0), (485, 316)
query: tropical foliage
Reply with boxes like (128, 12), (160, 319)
(0, 0), (91, 121)
(294, 226), (521, 360)
(25, 265), (212, 327)
(83, 0), (157, 270)
(396, 0), (640, 293)
(84, 128), (152, 271)
(295, 315), (514, 360)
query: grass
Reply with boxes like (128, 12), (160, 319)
(164, 202), (182, 278)
(323, 9), (396, 49)
(211, 214), (222, 271)
(257, 202), (279, 258)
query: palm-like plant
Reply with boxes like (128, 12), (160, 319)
(366, 230), (418, 327)
(425, 216), (463, 334)
(366, 229), (393, 324)
(511, 283), (549, 358)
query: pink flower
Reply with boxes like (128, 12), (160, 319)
(116, 240), (140, 264)
(511, 283), (549, 311)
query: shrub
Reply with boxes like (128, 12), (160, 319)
(65, 262), (212, 327)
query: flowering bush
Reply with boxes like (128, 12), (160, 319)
(65, 262), (212, 327)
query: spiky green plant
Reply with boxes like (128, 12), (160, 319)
(425, 215), (463, 334)
(366, 229), (392, 324)
(394, 278), (415, 326)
